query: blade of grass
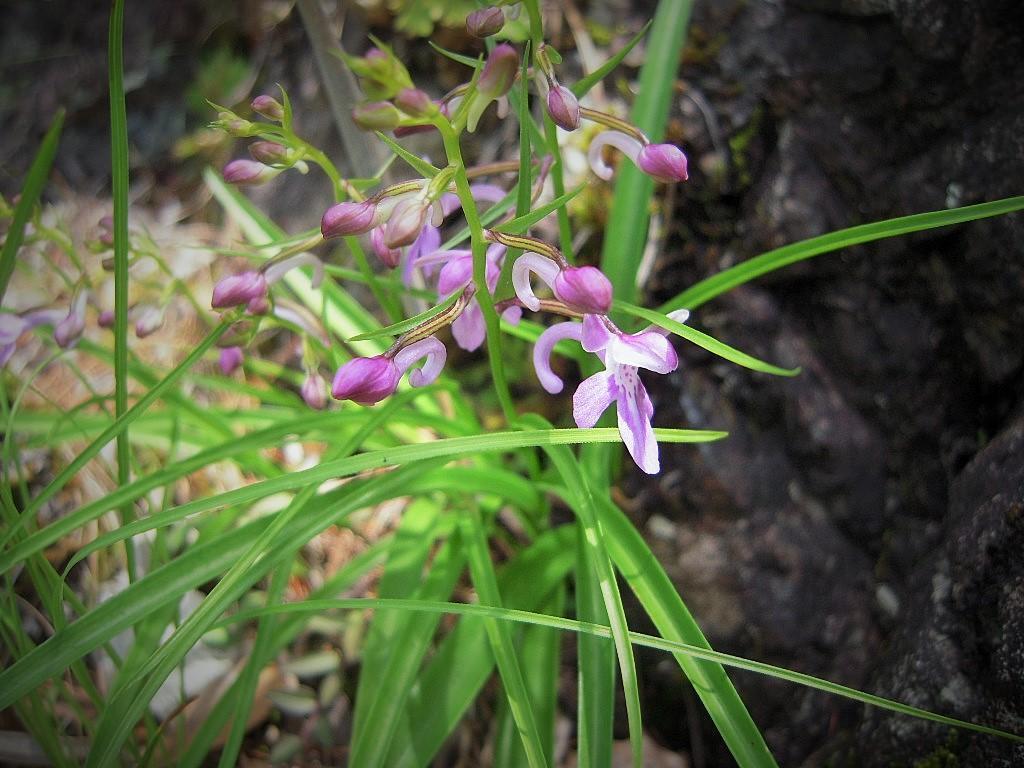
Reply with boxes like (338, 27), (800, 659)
(221, 598), (1024, 746)
(0, 109), (64, 302)
(659, 195), (1024, 314)
(108, 0), (135, 579)
(599, 0), (693, 317)
(0, 321), (230, 555)
(460, 506), (549, 768)
(571, 21), (652, 99)
(493, 185), (585, 235)
(614, 300), (801, 377)
(376, 131), (441, 178)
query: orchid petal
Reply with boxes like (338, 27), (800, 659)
(533, 321), (583, 394)
(615, 376), (660, 474)
(452, 300), (486, 352)
(581, 314), (613, 354)
(587, 130), (644, 180)
(395, 336), (447, 387)
(511, 252), (560, 312)
(437, 255), (475, 296)
(609, 330), (678, 374)
(572, 370), (617, 428)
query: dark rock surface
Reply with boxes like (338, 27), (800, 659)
(636, 0), (1024, 764)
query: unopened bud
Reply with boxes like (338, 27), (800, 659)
(97, 309), (115, 328)
(223, 159), (279, 186)
(546, 84), (580, 131)
(219, 346), (244, 375)
(383, 197), (430, 249)
(248, 141), (291, 165)
(134, 305), (165, 338)
(467, 6), (505, 38)
(394, 88), (435, 118)
(54, 292), (88, 349)
(321, 201), (379, 239)
(637, 143), (689, 183)
(554, 266), (613, 314)
(251, 95), (285, 121)
(332, 355), (400, 405)
(217, 111), (253, 136)
(478, 44), (518, 100)
(352, 101), (402, 131)
(301, 370), (327, 409)
(211, 270), (268, 310)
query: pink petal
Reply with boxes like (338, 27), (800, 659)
(511, 253), (560, 312)
(610, 330), (678, 373)
(452, 300), (486, 352)
(572, 370), (617, 428)
(615, 377), (659, 474)
(581, 314), (613, 354)
(533, 321), (583, 394)
(394, 336), (447, 387)
(437, 255), (474, 296)
(587, 130), (644, 180)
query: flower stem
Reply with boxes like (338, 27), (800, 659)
(434, 118), (515, 422)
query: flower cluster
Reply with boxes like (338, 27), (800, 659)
(209, 18), (694, 473)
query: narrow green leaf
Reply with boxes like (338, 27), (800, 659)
(493, 185), (585, 235)
(571, 20), (653, 99)
(428, 41), (482, 69)
(375, 131), (441, 178)
(614, 300), (801, 377)
(0, 322), (230, 555)
(0, 110), (64, 302)
(660, 196), (1024, 314)
(599, 0), (694, 318)
(221, 598), (1024, 746)
(348, 290), (460, 341)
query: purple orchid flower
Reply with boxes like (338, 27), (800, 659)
(512, 254), (613, 315)
(533, 308), (691, 474)
(1, 309), (65, 366)
(332, 336), (446, 405)
(588, 130), (689, 183)
(219, 346), (245, 375)
(417, 244), (505, 352)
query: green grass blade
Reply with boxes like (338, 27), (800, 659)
(385, 525), (576, 768)
(596, 496), (778, 766)
(614, 300), (801, 377)
(599, 0), (694, 318)
(571, 20), (652, 99)
(347, 290), (460, 341)
(0, 321), (230, 555)
(461, 507), (549, 768)
(220, 598), (1024, 746)
(0, 427), (726, 577)
(108, 0), (135, 579)
(493, 185), (585, 235)
(0, 109), (64, 302)
(659, 196), (1024, 313)
(376, 131), (441, 178)
(428, 41), (482, 70)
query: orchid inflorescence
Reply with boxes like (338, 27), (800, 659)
(208, 8), (693, 473)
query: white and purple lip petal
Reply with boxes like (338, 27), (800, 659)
(587, 130), (645, 181)
(394, 336), (446, 387)
(533, 321), (583, 394)
(607, 330), (678, 374)
(572, 370), (616, 428)
(614, 369), (660, 474)
(512, 252), (560, 312)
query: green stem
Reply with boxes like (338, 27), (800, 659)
(435, 119), (516, 421)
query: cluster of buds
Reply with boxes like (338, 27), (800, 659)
(208, 17), (696, 472)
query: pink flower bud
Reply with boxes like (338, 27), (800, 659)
(251, 95), (284, 120)
(223, 159), (278, 185)
(321, 201), (378, 239)
(394, 88), (435, 118)
(219, 346), (244, 375)
(97, 309), (115, 328)
(211, 270), (268, 309)
(246, 295), (270, 315)
(478, 44), (518, 100)
(637, 143), (689, 183)
(554, 266), (613, 314)
(383, 197), (430, 249)
(248, 141), (290, 165)
(134, 305), (165, 338)
(332, 355), (401, 405)
(352, 101), (402, 131)
(546, 84), (580, 131)
(301, 371), (327, 410)
(467, 6), (505, 37)
(371, 227), (402, 269)
(54, 292), (88, 349)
